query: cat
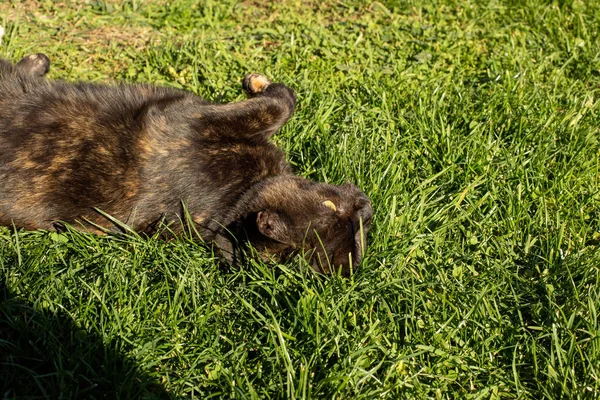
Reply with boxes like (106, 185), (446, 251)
(0, 54), (372, 275)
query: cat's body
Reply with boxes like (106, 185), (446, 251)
(0, 54), (372, 274)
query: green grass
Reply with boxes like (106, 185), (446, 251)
(1, 0), (599, 398)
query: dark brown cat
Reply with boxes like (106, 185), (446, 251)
(0, 54), (372, 274)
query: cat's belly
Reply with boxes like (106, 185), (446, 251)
(0, 135), (142, 231)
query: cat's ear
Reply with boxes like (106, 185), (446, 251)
(256, 210), (292, 244)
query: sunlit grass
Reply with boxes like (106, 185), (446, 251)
(1, 0), (599, 398)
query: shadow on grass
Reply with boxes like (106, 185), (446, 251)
(0, 278), (170, 399)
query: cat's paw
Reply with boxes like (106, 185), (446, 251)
(243, 73), (271, 94)
(16, 53), (51, 77)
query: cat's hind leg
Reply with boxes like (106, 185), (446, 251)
(15, 53), (50, 77)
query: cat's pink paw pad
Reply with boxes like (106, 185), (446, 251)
(243, 73), (271, 94)
(17, 53), (50, 77)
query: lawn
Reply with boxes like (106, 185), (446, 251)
(1, 0), (599, 398)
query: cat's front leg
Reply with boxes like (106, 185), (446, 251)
(197, 74), (296, 141)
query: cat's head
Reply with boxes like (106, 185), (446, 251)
(249, 177), (373, 275)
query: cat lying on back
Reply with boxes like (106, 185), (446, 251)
(0, 54), (372, 274)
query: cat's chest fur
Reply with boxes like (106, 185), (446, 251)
(135, 113), (292, 235)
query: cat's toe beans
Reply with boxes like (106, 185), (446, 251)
(31, 53), (50, 71)
(243, 73), (271, 94)
(19, 53), (51, 76)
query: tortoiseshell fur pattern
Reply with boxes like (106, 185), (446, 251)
(0, 54), (372, 274)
